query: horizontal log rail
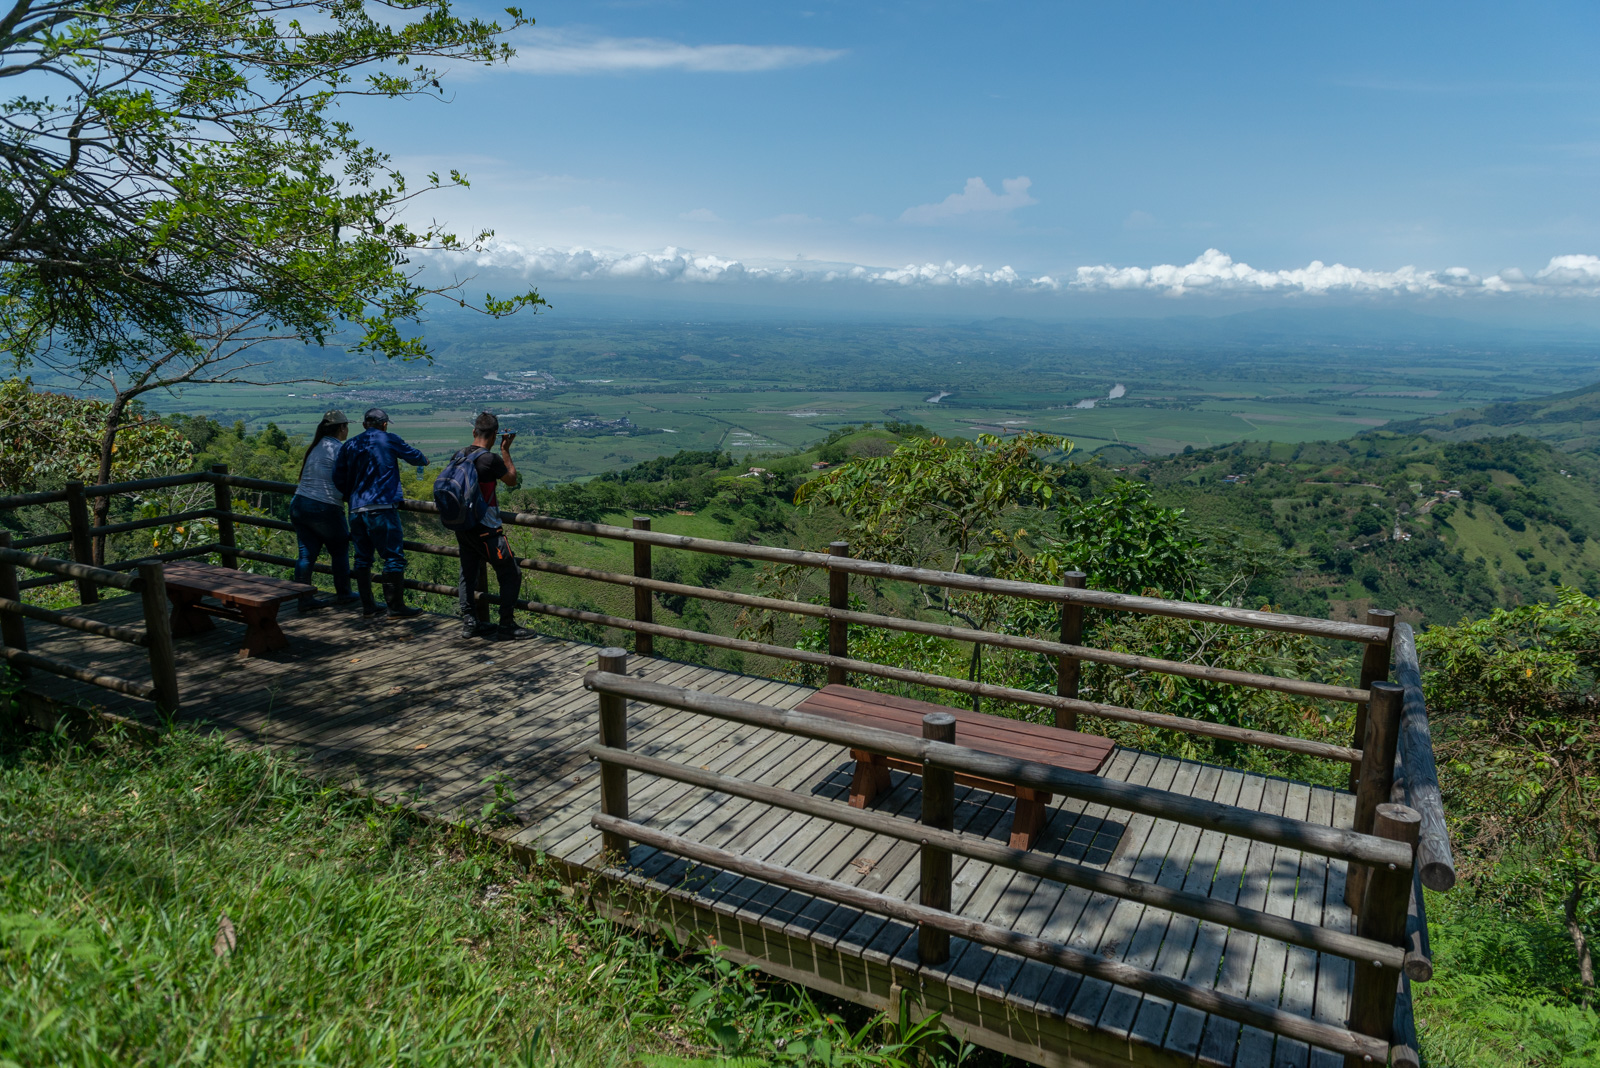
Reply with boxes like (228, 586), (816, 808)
(12, 530), (72, 550)
(0, 596), (148, 645)
(207, 472), (1387, 644)
(0, 546), (141, 592)
(86, 509), (215, 539)
(0, 645), (156, 698)
(225, 515), (1364, 705)
(228, 520), (1365, 763)
(500, 553), (1368, 704)
(0, 487), (71, 509)
(80, 472), (210, 498)
(485, 509), (1391, 645)
(370, 571), (1359, 764)
(593, 813), (1390, 1063)
(591, 743), (1407, 971)
(583, 670), (1407, 870)
(1393, 623), (1456, 892)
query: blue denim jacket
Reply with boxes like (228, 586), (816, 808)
(333, 429), (427, 513)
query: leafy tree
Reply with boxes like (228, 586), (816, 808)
(795, 432), (1071, 575)
(1419, 588), (1600, 992)
(1, 0), (545, 538)
(0, 378), (191, 496)
(1044, 479), (1204, 597)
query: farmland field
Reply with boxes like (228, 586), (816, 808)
(98, 313), (1600, 481)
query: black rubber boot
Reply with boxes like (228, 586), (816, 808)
(356, 572), (385, 618)
(382, 575), (422, 619)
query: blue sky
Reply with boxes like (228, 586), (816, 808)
(356, 1), (1600, 315)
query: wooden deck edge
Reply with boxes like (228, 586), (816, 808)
(11, 683), (162, 744)
(565, 848), (1200, 1068)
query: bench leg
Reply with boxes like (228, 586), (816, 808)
(168, 590), (214, 638)
(237, 604), (289, 658)
(848, 749), (893, 809)
(1008, 789), (1053, 851)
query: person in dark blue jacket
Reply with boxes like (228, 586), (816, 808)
(333, 408), (428, 619)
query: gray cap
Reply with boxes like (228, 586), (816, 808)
(363, 407), (389, 428)
(323, 409), (348, 425)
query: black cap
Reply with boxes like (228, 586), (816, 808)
(363, 407), (389, 428)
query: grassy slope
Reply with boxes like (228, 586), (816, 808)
(0, 720), (976, 1068)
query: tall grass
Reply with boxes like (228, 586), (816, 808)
(1415, 889), (1600, 1067)
(0, 716), (983, 1067)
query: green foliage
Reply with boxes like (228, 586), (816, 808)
(796, 431), (1072, 573)
(1046, 479), (1204, 596)
(1, 0), (541, 373)
(1418, 588), (1600, 978)
(0, 378), (192, 495)
(1416, 890), (1600, 1066)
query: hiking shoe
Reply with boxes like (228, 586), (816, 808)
(496, 624), (534, 641)
(381, 576), (422, 619)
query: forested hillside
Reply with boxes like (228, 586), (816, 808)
(1130, 432), (1600, 625)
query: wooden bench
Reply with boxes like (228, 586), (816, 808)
(795, 684), (1117, 850)
(162, 562), (316, 658)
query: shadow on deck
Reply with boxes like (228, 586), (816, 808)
(16, 595), (1362, 1068)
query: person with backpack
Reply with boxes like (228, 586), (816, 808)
(435, 411), (531, 640)
(290, 410), (359, 613)
(333, 408), (428, 619)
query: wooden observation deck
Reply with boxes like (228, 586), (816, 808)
(0, 468), (1457, 1068)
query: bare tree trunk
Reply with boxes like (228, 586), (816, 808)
(1567, 877), (1595, 995)
(91, 391), (130, 565)
(968, 642), (982, 714)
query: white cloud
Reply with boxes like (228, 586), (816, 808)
(1071, 248), (1600, 297)
(679, 208), (721, 223)
(454, 242), (1053, 289)
(507, 30), (845, 75)
(447, 242), (1600, 299)
(900, 177), (1038, 225)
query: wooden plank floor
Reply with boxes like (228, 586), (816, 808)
(17, 595), (1368, 1068)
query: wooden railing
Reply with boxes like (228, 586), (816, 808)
(0, 465), (1461, 1060)
(583, 652), (1421, 1066)
(0, 468), (1455, 870)
(0, 534), (179, 712)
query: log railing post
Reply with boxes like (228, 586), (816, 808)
(827, 541), (849, 686)
(1348, 608), (1396, 789)
(596, 647), (631, 859)
(1056, 570), (1087, 730)
(633, 517), (653, 657)
(919, 711), (956, 965)
(0, 532), (29, 678)
(65, 480), (99, 604)
(137, 561), (179, 714)
(211, 464), (238, 569)
(1347, 681), (1404, 907)
(1345, 802), (1421, 1068)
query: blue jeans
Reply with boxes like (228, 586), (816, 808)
(350, 508), (406, 575)
(290, 496), (351, 596)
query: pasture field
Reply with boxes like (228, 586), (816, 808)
(121, 314), (1598, 482)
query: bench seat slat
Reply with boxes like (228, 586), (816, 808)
(801, 685), (1115, 770)
(794, 684), (1116, 850)
(162, 561), (313, 608)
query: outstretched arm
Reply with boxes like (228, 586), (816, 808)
(499, 432), (521, 488)
(392, 435), (428, 468)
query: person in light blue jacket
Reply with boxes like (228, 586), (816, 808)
(333, 408), (428, 619)
(290, 410), (358, 613)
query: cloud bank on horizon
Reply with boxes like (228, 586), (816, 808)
(506, 30), (845, 75)
(454, 244), (1600, 299)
